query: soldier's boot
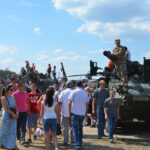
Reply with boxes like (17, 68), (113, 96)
(121, 81), (128, 93)
(117, 83), (128, 92)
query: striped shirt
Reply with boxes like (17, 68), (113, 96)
(69, 88), (89, 116)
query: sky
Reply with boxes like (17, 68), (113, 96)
(0, 0), (150, 77)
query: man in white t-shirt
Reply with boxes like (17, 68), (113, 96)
(58, 81), (73, 145)
(125, 46), (131, 61)
(69, 81), (89, 150)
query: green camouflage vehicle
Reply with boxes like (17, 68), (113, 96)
(89, 57), (150, 123)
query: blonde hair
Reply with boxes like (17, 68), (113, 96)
(110, 90), (116, 94)
(85, 87), (90, 92)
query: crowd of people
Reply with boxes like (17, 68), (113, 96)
(20, 61), (57, 80)
(0, 39), (131, 150)
(0, 75), (120, 150)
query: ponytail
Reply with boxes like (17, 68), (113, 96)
(1, 87), (6, 97)
(1, 85), (13, 97)
(45, 87), (55, 107)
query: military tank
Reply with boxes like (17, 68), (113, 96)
(20, 68), (54, 93)
(89, 57), (150, 123)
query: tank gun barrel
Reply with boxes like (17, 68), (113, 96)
(67, 74), (89, 77)
(103, 50), (116, 62)
(97, 71), (118, 77)
(60, 62), (67, 81)
(66, 74), (92, 79)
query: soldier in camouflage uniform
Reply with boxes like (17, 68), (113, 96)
(112, 39), (128, 86)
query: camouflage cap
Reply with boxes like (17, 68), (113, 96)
(115, 39), (120, 42)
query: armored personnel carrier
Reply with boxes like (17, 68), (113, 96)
(90, 57), (150, 123)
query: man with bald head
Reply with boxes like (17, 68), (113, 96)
(92, 80), (109, 139)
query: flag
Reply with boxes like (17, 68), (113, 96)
(5, 67), (9, 71)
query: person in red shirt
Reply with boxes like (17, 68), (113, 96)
(32, 63), (36, 70)
(27, 83), (41, 142)
(47, 64), (51, 79)
(25, 61), (30, 72)
(108, 60), (115, 70)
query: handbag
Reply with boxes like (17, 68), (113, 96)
(34, 128), (44, 137)
(5, 96), (17, 119)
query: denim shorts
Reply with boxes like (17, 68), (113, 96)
(43, 119), (57, 133)
(27, 113), (39, 127)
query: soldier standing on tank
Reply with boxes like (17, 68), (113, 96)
(112, 39), (128, 87)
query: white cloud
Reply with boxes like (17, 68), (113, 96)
(143, 51), (150, 58)
(53, 49), (62, 53)
(34, 27), (42, 35)
(36, 50), (88, 63)
(71, 55), (87, 61)
(77, 21), (150, 42)
(65, 51), (75, 55)
(52, 0), (150, 42)
(37, 54), (88, 63)
(88, 49), (104, 54)
(0, 45), (17, 55)
(54, 56), (68, 61)
(37, 54), (50, 63)
(21, 1), (39, 7)
(8, 15), (20, 22)
(1, 58), (14, 65)
(0, 45), (9, 54)
(10, 48), (17, 54)
(53, 49), (76, 55)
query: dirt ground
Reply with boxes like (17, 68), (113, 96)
(16, 124), (150, 150)
(0, 114), (150, 150)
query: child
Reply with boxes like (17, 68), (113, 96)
(84, 87), (96, 127)
(104, 90), (120, 143)
(27, 83), (41, 142)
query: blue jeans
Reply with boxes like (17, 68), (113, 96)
(27, 113), (39, 127)
(47, 72), (51, 78)
(43, 119), (57, 133)
(71, 114), (85, 149)
(17, 112), (27, 141)
(108, 117), (117, 139)
(96, 107), (105, 138)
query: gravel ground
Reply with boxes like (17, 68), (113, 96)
(0, 114), (150, 150)
(15, 124), (150, 150)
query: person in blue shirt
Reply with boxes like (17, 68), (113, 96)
(104, 90), (120, 143)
